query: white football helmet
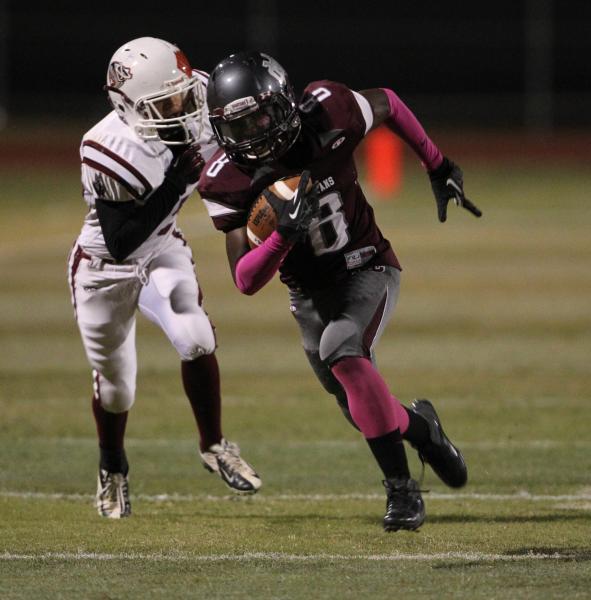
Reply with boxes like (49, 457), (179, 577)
(106, 37), (204, 145)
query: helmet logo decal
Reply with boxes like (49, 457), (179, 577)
(175, 50), (192, 76)
(107, 61), (133, 88)
(261, 53), (286, 85)
(224, 96), (257, 117)
(332, 136), (346, 150)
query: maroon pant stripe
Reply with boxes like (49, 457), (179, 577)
(68, 245), (87, 320)
(362, 291), (387, 357)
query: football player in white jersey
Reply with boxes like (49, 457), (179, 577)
(68, 37), (261, 519)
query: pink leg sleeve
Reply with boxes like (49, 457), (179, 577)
(331, 356), (409, 438)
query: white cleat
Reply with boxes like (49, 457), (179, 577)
(200, 438), (261, 494)
(96, 469), (131, 518)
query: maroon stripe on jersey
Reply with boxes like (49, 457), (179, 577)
(82, 140), (153, 194)
(362, 291), (388, 356)
(82, 157), (140, 199)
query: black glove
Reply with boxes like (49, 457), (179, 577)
(272, 170), (320, 242)
(428, 157), (482, 223)
(166, 144), (205, 192)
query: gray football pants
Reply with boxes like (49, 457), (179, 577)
(288, 266), (401, 426)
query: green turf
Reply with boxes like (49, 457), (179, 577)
(1, 158), (590, 599)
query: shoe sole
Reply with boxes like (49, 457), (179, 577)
(98, 510), (131, 519)
(384, 519), (424, 532)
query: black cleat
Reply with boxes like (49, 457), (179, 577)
(410, 398), (468, 488)
(382, 477), (425, 532)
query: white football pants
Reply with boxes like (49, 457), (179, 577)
(68, 233), (216, 413)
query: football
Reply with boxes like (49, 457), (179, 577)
(246, 175), (309, 248)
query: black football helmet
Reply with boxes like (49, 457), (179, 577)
(207, 51), (301, 166)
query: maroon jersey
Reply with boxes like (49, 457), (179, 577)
(198, 80), (400, 289)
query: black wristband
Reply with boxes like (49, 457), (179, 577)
(276, 225), (299, 242)
(428, 156), (451, 181)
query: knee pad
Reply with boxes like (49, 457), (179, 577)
(175, 318), (217, 360)
(94, 371), (135, 413)
(305, 349), (345, 399)
(169, 283), (200, 315)
(304, 350), (359, 431)
(318, 318), (361, 365)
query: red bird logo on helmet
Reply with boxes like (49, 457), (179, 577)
(175, 50), (192, 76)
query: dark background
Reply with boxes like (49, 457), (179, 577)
(1, 0), (589, 131)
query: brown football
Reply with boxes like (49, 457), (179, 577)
(246, 175), (310, 248)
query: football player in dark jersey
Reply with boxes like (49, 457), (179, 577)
(198, 51), (480, 531)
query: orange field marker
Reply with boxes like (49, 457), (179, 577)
(364, 128), (403, 199)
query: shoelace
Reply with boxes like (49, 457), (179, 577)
(101, 475), (118, 501)
(384, 479), (430, 500)
(417, 455), (427, 490)
(415, 440), (435, 492)
(218, 442), (247, 472)
(99, 475), (116, 499)
(100, 473), (127, 500)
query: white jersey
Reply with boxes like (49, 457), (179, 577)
(77, 70), (217, 262)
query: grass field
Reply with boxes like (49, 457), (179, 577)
(1, 153), (590, 598)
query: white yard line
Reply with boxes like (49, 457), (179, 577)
(0, 550), (574, 563)
(2, 490), (591, 503)
(29, 437), (591, 449)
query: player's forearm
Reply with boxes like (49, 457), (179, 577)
(96, 177), (182, 261)
(234, 231), (293, 295)
(380, 88), (443, 171)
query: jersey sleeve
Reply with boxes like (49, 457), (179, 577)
(201, 194), (249, 232)
(80, 138), (155, 205)
(81, 163), (134, 205)
(197, 150), (255, 233)
(301, 80), (374, 145)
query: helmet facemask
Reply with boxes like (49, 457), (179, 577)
(133, 78), (204, 145)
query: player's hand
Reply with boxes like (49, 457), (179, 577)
(428, 157), (482, 223)
(168, 144), (205, 187)
(275, 170), (320, 242)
